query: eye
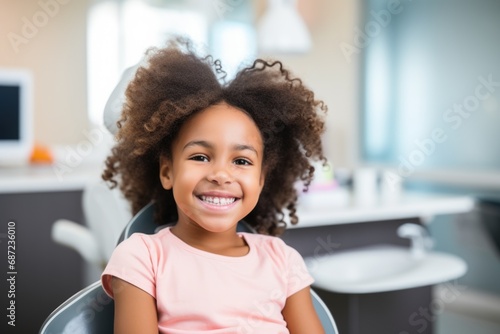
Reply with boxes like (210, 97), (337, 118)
(189, 155), (209, 162)
(234, 158), (252, 166)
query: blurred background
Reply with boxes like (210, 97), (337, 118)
(1, 0), (500, 333)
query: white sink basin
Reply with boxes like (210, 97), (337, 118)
(307, 246), (419, 284)
(305, 245), (467, 294)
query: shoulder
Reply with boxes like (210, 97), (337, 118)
(244, 233), (314, 296)
(243, 232), (286, 248)
(114, 228), (172, 258)
(244, 233), (300, 262)
(102, 229), (173, 297)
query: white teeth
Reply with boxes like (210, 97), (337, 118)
(200, 196), (236, 205)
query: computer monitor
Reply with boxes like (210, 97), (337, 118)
(0, 68), (33, 166)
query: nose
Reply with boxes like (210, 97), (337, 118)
(207, 163), (234, 185)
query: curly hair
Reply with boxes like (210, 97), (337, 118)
(103, 39), (327, 236)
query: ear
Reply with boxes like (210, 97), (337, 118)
(159, 155), (173, 190)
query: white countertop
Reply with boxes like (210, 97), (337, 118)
(291, 190), (476, 228)
(0, 140), (112, 194)
(0, 164), (103, 194)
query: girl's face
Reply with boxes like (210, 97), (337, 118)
(159, 103), (265, 233)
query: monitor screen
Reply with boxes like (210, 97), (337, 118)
(0, 85), (21, 140)
(0, 68), (32, 166)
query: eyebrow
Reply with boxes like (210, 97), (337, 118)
(183, 140), (259, 156)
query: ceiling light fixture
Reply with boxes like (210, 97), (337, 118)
(257, 0), (312, 54)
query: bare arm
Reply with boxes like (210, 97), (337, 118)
(111, 277), (159, 334)
(282, 286), (325, 334)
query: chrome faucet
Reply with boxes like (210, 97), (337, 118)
(397, 223), (434, 259)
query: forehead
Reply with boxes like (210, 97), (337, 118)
(174, 103), (263, 147)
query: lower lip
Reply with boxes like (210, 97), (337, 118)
(197, 197), (239, 211)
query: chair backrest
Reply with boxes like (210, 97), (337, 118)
(41, 202), (338, 334)
(83, 181), (132, 261)
(39, 281), (114, 334)
(311, 289), (338, 333)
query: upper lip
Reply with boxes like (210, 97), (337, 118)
(197, 191), (240, 199)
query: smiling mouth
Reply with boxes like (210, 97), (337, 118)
(199, 195), (237, 206)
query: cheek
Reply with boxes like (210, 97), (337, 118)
(172, 171), (197, 193)
(242, 172), (264, 197)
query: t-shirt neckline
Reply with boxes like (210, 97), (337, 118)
(164, 227), (254, 262)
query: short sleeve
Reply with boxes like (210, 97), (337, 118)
(285, 246), (315, 297)
(101, 233), (157, 299)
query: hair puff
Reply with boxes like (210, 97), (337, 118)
(103, 38), (328, 236)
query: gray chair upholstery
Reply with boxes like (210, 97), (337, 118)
(39, 281), (114, 334)
(41, 202), (338, 334)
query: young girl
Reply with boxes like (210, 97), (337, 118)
(101, 38), (328, 334)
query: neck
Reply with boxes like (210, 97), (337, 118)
(170, 221), (248, 257)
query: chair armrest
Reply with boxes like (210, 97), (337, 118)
(51, 219), (103, 266)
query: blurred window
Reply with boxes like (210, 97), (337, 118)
(87, 0), (256, 126)
(361, 0), (500, 177)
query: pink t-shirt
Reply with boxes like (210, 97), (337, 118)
(101, 227), (313, 334)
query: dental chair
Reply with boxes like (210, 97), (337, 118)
(51, 181), (132, 277)
(40, 202), (339, 334)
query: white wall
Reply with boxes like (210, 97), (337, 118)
(0, 0), (361, 168)
(0, 0), (90, 146)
